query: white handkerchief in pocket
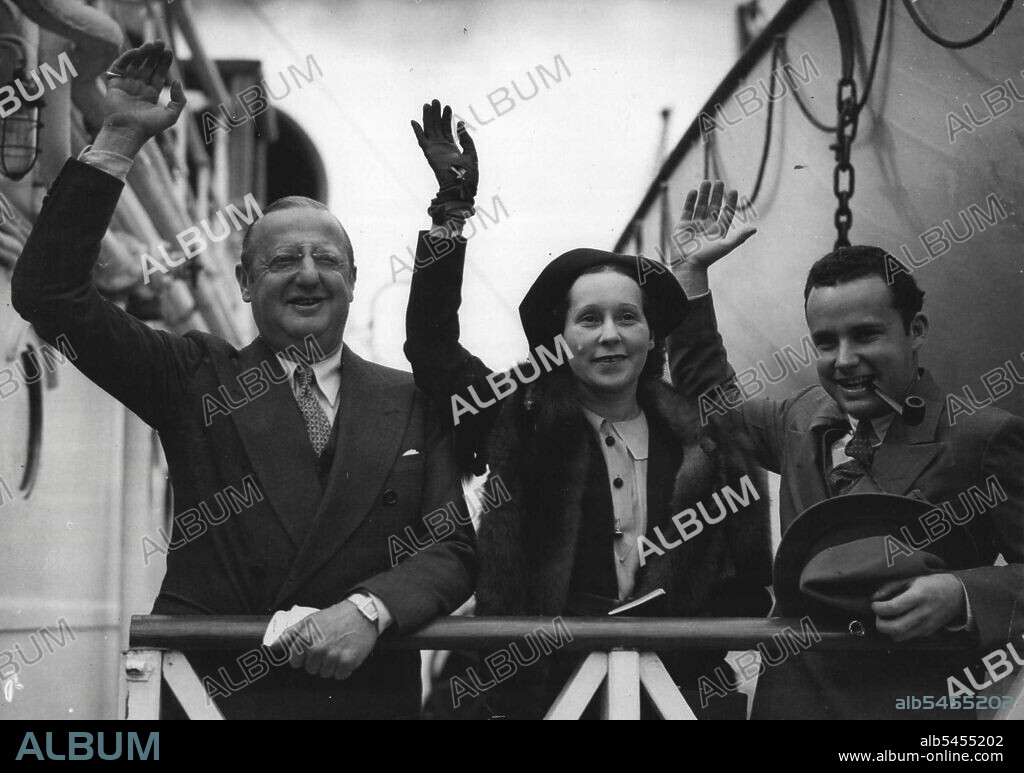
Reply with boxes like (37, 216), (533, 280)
(401, 449), (420, 457)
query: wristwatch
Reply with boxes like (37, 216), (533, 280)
(349, 592), (380, 629)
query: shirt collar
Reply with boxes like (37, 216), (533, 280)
(848, 411), (895, 444)
(581, 407), (649, 461)
(275, 344), (344, 407)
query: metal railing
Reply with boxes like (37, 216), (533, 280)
(124, 615), (1024, 720)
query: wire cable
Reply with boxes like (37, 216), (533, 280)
(737, 36), (781, 211)
(856, 0), (888, 111)
(902, 0), (1013, 49)
(784, 0), (888, 134)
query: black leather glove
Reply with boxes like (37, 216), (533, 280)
(411, 99), (478, 225)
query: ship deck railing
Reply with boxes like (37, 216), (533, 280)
(123, 615), (1024, 720)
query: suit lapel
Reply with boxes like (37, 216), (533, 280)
(210, 338), (321, 545)
(273, 348), (409, 605)
(869, 371), (945, 495)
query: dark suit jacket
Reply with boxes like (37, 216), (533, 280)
(669, 294), (1024, 719)
(12, 159), (476, 719)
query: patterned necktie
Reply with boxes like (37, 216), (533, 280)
(826, 418), (879, 496)
(844, 418), (878, 467)
(295, 363), (332, 456)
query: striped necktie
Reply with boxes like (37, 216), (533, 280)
(295, 363), (332, 456)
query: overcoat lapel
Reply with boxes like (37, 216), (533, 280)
(644, 418), (680, 533)
(789, 401), (846, 525)
(632, 415), (681, 596)
(273, 348), (410, 605)
(211, 337), (321, 545)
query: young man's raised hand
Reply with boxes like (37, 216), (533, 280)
(669, 179), (757, 297)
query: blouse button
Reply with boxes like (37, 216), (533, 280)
(613, 477), (624, 489)
(604, 436), (615, 447)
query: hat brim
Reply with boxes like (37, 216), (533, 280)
(773, 493), (980, 617)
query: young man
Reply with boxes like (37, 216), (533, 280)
(667, 181), (1024, 719)
(12, 42), (475, 719)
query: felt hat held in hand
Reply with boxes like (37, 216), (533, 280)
(772, 493), (980, 618)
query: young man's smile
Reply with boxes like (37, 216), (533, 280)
(806, 276), (928, 420)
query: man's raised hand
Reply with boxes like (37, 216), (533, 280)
(97, 41), (186, 157)
(411, 99), (478, 204)
(668, 180), (756, 297)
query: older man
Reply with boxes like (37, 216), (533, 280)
(12, 42), (475, 720)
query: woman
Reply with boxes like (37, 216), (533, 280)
(406, 101), (770, 719)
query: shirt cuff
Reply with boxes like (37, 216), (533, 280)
(944, 576), (976, 633)
(78, 145), (135, 182)
(348, 591), (393, 634)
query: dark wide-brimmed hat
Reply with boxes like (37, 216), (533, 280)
(772, 493), (980, 618)
(518, 248), (688, 350)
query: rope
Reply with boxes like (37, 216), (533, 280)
(902, 0), (1013, 49)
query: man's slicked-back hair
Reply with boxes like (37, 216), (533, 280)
(239, 195), (354, 271)
(803, 245), (924, 331)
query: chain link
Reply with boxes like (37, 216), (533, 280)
(831, 76), (859, 248)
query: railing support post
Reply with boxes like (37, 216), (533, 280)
(162, 651), (225, 720)
(639, 652), (698, 719)
(123, 649), (162, 720)
(544, 652), (608, 720)
(602, 649), (641, 720)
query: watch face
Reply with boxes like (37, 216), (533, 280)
(358, 598), (379, 620)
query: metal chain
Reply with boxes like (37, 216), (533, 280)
(831, 76), (858, 249)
